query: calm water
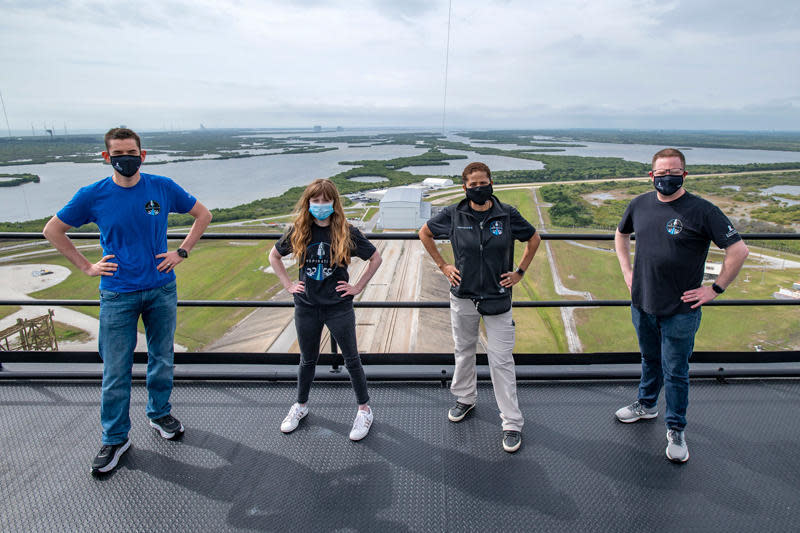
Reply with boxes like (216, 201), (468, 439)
(761, 185), (800, 206)
(0, 144), (425, 221)
(404, 149), (545, 176)
(448, 134), (800, 164)
(349, 176), (389, 183)
(761, 185), (800, 196)
(2, 134), (800, 222)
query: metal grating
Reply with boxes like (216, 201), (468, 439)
(2, 380), (800, 532)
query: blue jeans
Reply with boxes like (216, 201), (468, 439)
(294, 302), (369, 405)
(631, 305), (702, 431)
(98, 281), (178, 445)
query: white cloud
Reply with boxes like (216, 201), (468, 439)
(0, 0), (797, 130)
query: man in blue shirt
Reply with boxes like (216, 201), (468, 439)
(43, 127), (212, 475)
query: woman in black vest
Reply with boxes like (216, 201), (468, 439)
(419, 162), (541, 452)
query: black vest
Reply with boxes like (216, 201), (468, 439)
(447, 196), (515, 302)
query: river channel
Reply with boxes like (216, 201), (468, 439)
(1, 133), (799, 222)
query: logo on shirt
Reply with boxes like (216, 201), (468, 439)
(305, 242), (334, 281)
(489, 220), (503, 236)
(145, 200), (161, 216)
(456, 226), (473, 230)
(725, 224), (738, 238)
(666, 218), (683, 235)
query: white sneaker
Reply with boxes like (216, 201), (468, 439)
(280, 403), (308, 433)
(666, 429), (690, 463)
(615, 400), (658, 423)
(349, 407), (373, 441)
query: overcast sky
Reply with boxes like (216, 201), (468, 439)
(1, 0), (798, 132)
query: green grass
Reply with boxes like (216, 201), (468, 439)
(26, 240), (290, 350)
(0, 305), (21, 322)
(496, 188), (568, 352)
(53, 321), (91, 344)
(549, 240), (800, 352)
(363, 207), (378, 222)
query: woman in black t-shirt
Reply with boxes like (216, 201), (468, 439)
(269, 179), (382, 441)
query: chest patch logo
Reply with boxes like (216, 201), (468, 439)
(305, 242), (334, 281)
(145, 200), (161, 216)
(490, 220), (503, 236)
(666, 218), (683, 235)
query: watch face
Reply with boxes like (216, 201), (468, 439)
(177, 248), (188, 258)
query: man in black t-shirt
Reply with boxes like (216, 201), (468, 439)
(614, 148), (749, 463)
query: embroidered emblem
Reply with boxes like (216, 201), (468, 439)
(666, 218), (683, 235)
(144, 200), (161, 216)
(490, 220), (503, 236)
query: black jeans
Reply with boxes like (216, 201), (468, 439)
(294, 302), (369, 405)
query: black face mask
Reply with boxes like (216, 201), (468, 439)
(110, 155), (142, 177)
(465, 184), (493, 205)
(653, 175), (683, 196)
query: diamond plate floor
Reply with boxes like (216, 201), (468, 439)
(2, 379), (800, 532)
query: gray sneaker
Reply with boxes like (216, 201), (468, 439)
(448, 401), (475, 422)
(615, 400), (658, 423)
(666, 429), (689, 463)
(502, 430), (522, 453)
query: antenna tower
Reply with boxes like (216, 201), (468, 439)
(441, 0), (452, 135)
(0, 89), (11, 138)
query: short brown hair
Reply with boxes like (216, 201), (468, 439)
(652, 148), (685, 168)
(462, 162), (491, 183)
(104, 128), (141, 151)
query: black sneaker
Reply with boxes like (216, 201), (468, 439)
(502, 430), (522, 453)
(91, 439), (131, 474)
(448, 401), (475, 422)
(149, 414), (185, 440)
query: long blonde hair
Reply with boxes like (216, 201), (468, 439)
(290, 179), (352, 266)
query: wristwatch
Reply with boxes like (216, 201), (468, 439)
(515, 267), (525, 276)
(177, 247), (189, 259)
(711, 282), (724, 294)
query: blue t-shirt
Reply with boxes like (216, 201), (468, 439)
(57, 173), (197, 292)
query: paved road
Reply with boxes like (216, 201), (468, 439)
(0, 263), (152, 351)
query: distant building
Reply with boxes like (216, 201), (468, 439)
(422, 177), (454, 188)
(379, 187), (431, 229)
(313, 125), (322, 132)
(365, 189), (387, 202)
(703, 262), (722, 281)
(774, 287), (800, 300)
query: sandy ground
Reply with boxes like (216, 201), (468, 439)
(0, 264), (185, 352)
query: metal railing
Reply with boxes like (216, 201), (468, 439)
(1, 231), (799, 379)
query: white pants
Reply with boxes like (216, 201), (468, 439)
(449, 293), (523, 431)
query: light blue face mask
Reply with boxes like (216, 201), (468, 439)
(309, 202), (334, 220)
